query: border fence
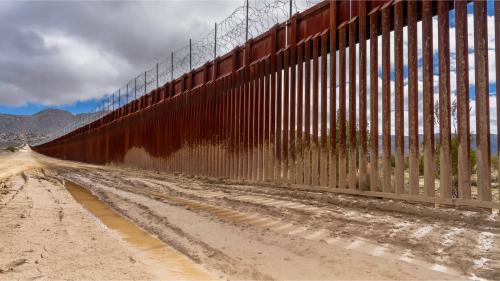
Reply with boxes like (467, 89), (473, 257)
(34, 0), (500, 211)
(37, 0), (321, 142)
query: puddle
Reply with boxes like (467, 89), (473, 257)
(64, 180), (215, 281)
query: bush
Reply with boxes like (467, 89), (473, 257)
(491, 155), (498, 171)
(5, 146), (17, 152)
(417, 137), (477, 177)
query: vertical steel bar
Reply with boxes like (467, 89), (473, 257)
(257, 60), (264, 181)
(312, 35), (320, 186)
(381, 4), (392, 193)
(218, 78), (223, 177)
(438, 0), (452, 199)
(358, 1), (368, 191)
(408, 0), (419, 196)
(270, 56), (277, 181)
(246, 0), (249, 41)
(250, 64), (256, 180)
(297, 42), (305, 184)
(348, 18), (357, 190)
(284, 48), (290, 182)
(227, 75), (233, 178)
(220, 76), (226, 178)
(304, 39), (312, 185)
(422, 0), (435, 197)
(190, 89), (196, 175)
(251, 64), (257, 180)
(329, 1), (337, 188)
(276, 51), (283, 182)
(394, 0), (404, 194)
(259, 59), (265, 181)
(212, 81), (217, 177)
(229, 57), (236, 179)
(234, 72), (240, 179)
(214, 23), (217, 59)
(240, 68), (246, 179)
(244, 70), (249, 179)
(320, 31), (328, 187)
(369, 8), (379, 192)
(290, 17), (297, 184)
(265, 57), (272, 181)
(216, 82), (223, 175)
(187, 90), (192, 175)
(338, 23), (347, 190)
(270, 28), (277, 181)
(210, 82), (215, 177)
(237, 71), (243, 179)
(474, 0), (492, 202)
(202, 86), (206, 175)
(197, 88), (202, 175)
(253, 61), (260, 180)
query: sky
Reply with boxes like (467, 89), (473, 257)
(0, 0), (241, 115)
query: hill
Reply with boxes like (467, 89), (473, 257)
(0, 109), (92, 147)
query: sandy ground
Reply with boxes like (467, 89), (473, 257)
(0, 148), (213, 280)
(1, 147), (499, 280)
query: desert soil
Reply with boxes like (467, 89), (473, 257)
(1, 147), (499, 280)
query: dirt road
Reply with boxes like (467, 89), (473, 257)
(1, 148), (499, 280)
(0, 148), (213, 280)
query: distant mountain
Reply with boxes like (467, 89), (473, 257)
(0, 109), (94, 147)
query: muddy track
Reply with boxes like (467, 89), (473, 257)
(56, 172), (276, 279)
(46, 163), (500, 280)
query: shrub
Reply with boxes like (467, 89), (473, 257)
(5, 146), (17, 152)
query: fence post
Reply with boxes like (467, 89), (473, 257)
(474, 0), (491, 201)
(189, 38), (192, 70)
(456, 1), (471, 199)
(422, 1), (435, 197)
(329, 0), (337, 189)
(214, 23), (217, 59)
(156, 62), (159, 89)
(246, 0), (249, 41)
(289, 14), (298, 184)
(171, 52), (174, 81)
(348, 19), (356, 190)
(438, 0), (452, 198)
(358, 0), (368, 191)
(394, 0), (404, 194)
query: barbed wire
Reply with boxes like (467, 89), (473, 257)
(34, 0), (322, 146)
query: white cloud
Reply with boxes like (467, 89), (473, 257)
(0, 1), (241, 107)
